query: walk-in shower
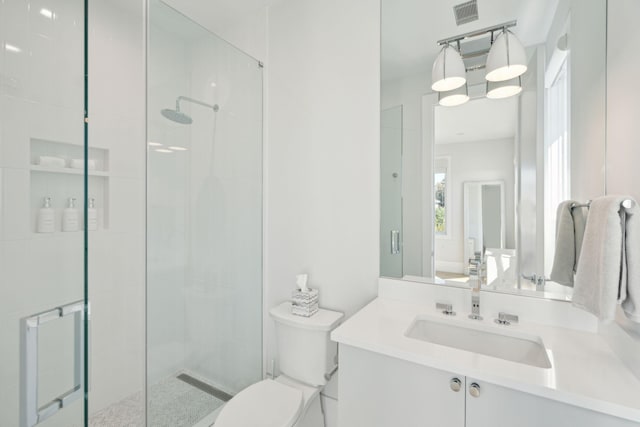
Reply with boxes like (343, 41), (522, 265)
(0, 0), (262, 426)
(144, 1), (263, 426)
(161, 96), (220, 125)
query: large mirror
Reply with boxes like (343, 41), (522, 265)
(380, 0), (607, 300)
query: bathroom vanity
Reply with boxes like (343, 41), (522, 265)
(331, 280), (640, 427)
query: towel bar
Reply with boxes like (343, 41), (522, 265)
(570, 199), (634, 210)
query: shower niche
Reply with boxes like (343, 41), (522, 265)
(30, 138), (110, 233)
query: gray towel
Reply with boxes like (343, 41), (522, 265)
(573, 196), (640, 323)
(550, 200), (586, 287)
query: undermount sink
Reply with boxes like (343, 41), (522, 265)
(405, 316), (552, 369)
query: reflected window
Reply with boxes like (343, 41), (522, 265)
(544, 46), (570, 273)
(434, 157), (450, 236)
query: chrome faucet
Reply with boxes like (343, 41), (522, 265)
(522, 273), (547, 291)
(468, 252), (484, 321)
(468, 291), (482, 320)
(469, 255), (483, 320)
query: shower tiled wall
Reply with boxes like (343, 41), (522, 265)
(88, 1), (146, 415)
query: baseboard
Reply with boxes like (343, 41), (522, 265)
(435, 260), (464, 274)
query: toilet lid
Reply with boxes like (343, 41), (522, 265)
(215, 379), (303, 427)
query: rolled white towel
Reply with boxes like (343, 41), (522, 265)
(36, 156), (65, 168)
(69, 158), (96, 170)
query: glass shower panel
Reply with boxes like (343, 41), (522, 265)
(0, 0), (87, 426)
(147, 1), (263, 426)
(380, 106), (403, 277)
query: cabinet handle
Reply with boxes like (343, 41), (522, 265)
(449, 377), (462, 392)
(469, 382), (481, 398)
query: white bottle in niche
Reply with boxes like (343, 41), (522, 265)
(87, 198), (98, 231)
(62, 197), (79, 232)
(37, 197), (55, 233)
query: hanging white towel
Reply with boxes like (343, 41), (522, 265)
(573, 196), (640, 323)
(550, 200), (587, 287)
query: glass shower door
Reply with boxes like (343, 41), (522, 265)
(0, 0), (88, 426)
(380, 106), (403, 277)
(147, 1), (263, 426)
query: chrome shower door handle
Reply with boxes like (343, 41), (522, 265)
(21, 300), (85, 427)
(390, 230), (400, 254)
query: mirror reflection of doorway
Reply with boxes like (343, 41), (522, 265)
(380, 106), (403, 278)
(432, 97), (517, 286)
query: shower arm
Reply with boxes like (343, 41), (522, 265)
(176, 96), (219, 112)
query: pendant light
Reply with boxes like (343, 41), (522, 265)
(438, 83), (469, 107)
(486, 76), (522, 99)
(485, 30), (527, 82)
(431, 44), (466, 92)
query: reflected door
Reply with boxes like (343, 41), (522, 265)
(0, 0), (88, 426)
(380, 106), (403, 277)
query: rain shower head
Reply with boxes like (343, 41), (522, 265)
(161, 108), (193, 124)
(161, 95), (219, 125)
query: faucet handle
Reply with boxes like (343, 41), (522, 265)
(436, 302), (456, 316)
(495, 312), (519, 325)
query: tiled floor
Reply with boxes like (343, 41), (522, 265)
(89, 375), (224, 427)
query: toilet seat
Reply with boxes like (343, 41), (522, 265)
(215, 379), (304, 427)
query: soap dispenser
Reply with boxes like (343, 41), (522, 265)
(87, 197), (98, 231)
(36, 197), (55, 233)
(62, 197), (79, 232)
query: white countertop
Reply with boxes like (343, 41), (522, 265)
(331, 297), (640, 422)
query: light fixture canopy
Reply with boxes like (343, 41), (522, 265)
(486, 76), (522, 99)
(485, 30), (527, 82)
(431, 45), (466, 92)
(438, 83), (470, 107)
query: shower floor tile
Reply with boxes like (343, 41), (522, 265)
(89, 375), (224, 427)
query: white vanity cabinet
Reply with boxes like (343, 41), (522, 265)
(465, 379), (637, 427)
(339, 344), (637, 427)
(339, 345), (464, 427)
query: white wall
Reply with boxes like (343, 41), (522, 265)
(164, 0), (268, 62)
(606, 0), (640, 343)
(569, 0), (607, 202)
(266, 0), (380, 420)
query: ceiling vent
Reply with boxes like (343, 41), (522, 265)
(453, 0), (479, 26)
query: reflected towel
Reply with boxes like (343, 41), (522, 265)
(550, 200), (586, 287)
(573, 196), (640, 323)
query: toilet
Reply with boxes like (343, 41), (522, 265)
(215, 302), (344, 427)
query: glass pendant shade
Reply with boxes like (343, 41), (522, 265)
(438, 83), (469, 107)
(485, 30), (527, 82)
(431, 45), (466, 92)
(486, 76), (522, 99)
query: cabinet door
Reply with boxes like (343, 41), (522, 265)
(465, 379), (638, 427)
(339, 345), (465, 427)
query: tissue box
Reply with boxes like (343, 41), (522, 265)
(291, 302), (319, 317)
(291, 288), (319, 317)
(291, 288), (319, 303)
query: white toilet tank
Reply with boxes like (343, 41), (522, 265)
(270, 302), (344, 387)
